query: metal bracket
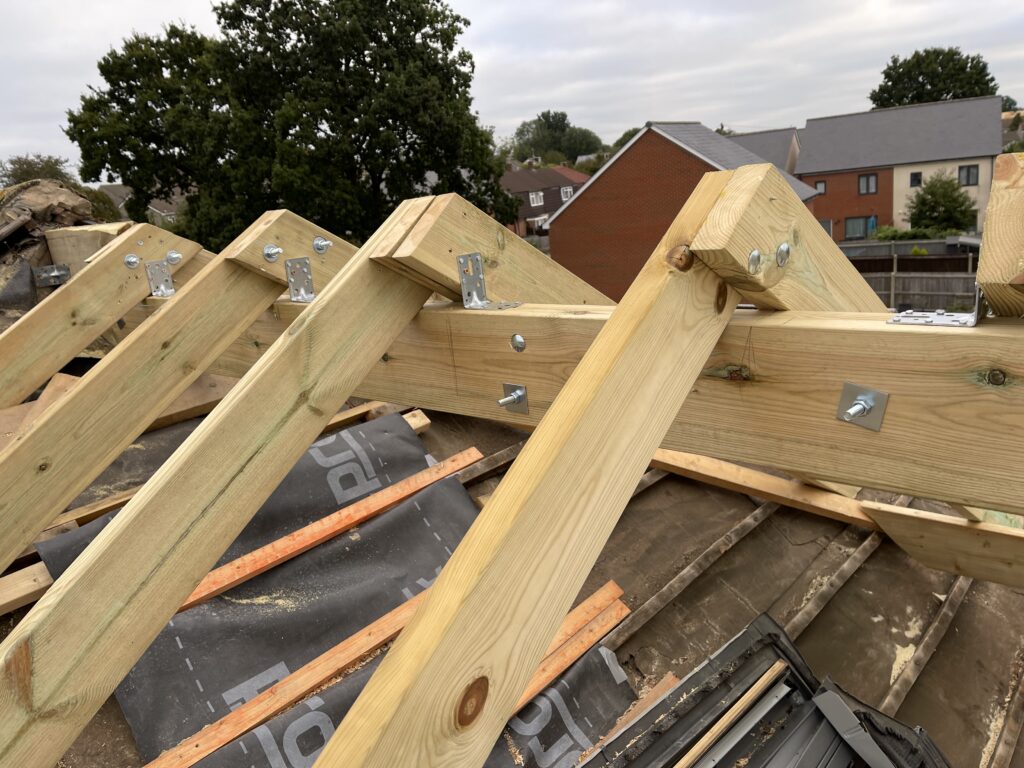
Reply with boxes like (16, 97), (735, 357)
(32, 263), (71, 287)
(457, 253), (521, 310)
(145, 260), (175, 298)
(836, 382), (888, 432)
(286, 257), (315, 303)
(888, 284), (988, 327)
(496, 383), (529, 415)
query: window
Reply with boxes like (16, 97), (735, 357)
(909, 171), (922, 187)
(858, 174), (877, 195)
(845, 217), (868, 240)
(560, 185), (574, 202)
(815, 180), (826, 195)
(528, 191), (544, 207)
(818, 218), (833, 237)
(958, 164), (979, 186)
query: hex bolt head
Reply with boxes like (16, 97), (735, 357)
(776, 242), (790, 267)
(748, 249), (762, 274)
(263, 244), (284, 262)
(312, 236), (333, 254)
(165, 250), (183, 265)
(124, 253), (140, 269)
(510, 333), (526, 353)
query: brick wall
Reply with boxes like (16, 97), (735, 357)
(548, 130), (716, 301)
(798, 167), (893, 241)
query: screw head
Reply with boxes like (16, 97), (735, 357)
(165, 250), (182, 265)
(263, 244), (283, 262)
(124, 254), (140, 269)
(776, 242), (790, 267)
(748, 249), (762, 274)
(312, 236), (333, 254)
(510, 333), (526, 352)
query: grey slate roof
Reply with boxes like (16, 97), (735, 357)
(731, 128), (798, 171)
(795, 96), (1003, 175)
(650, 122), (817, 201)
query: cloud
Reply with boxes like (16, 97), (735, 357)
(1, 0), (1021, 172)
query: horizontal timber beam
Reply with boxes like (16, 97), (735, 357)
(151, 298), (1024, 515)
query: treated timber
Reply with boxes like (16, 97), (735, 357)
(164, 297), (1024, 514)
(864, 501), (1024, 587)
(43, 221), (132, 276)
(0, 411), (432, 617)
(376, 192), (613, 304)
(318, 175), (739, 767)
(180, 446), (484, 610)
(690, 164), (885, 312)
(0, 199), (435, 767)
(650, 450), (877, 528)
(0, 224), (204, 407)
(353, 305), (1024, 515)
(224, 209), (357, 290)
(978, 153), (1024, 317)
(148, 581), (625, 768)
(0, 255), (284, 573)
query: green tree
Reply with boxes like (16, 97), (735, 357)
(0, 153), (120, 221)
(870, 48), (997, 107)
(510, 111), (603, 163)
(611, 127), (641, 151)
(714, 123), (735, 136)
(66, 1), (516, 250)
(1003, 95), (1020, 112)
(906, 172), (976, 231)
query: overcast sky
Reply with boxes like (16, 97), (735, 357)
(3, 0), (1022, 179)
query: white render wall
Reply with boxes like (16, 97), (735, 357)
(892, 156), (994, 232)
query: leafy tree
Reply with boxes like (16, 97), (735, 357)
(611, 127), (641, 151)
(714, 123), (735, 136)
(510, 110), (603, 163)
(870, 48), (997, 107)
(1003, 95), (1020, 112)
(906, 172), (976, 231)
(0, 153), (120, 221)
(66, 1), (516, 250)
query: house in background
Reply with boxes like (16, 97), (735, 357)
(546, 121), (817, 301)
(98, 184), (186, 227)
(731, 127), (801, 174)
(796, 96), (1003, 241)
(500, 165), (590, 237)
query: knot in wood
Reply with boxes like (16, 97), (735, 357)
(665, 245), (694, 272)
(457, 675), (489, 728)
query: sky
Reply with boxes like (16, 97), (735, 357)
(2, 0), (1022, 178)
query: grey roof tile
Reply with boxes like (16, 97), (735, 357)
(795, 96), (1003, 174)
(650, 122), (817, 201)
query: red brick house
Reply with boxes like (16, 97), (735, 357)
(547, 122), (817, 301)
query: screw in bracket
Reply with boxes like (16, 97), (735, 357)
(124, 254), (140, 269)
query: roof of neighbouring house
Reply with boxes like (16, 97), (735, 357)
(501, 166), (589, 194)
(795, 95), (1004, 175)
(547, 121), (816, 227)
(730, 128), (798, 171)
